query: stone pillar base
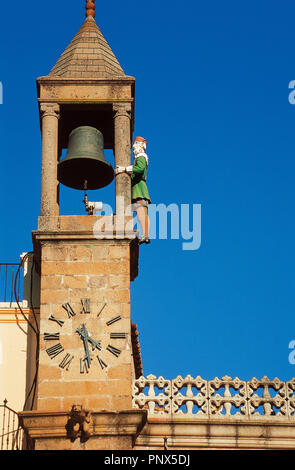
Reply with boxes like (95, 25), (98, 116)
(19, 409), (147, 450)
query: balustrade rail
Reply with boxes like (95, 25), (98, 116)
(132, 374), (295, 419)
(0, 399), (23, 450)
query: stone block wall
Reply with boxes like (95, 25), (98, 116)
(37, 239), (134, 413)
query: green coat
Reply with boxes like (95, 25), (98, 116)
(131, 156), (151, 203)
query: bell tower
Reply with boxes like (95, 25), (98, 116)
(19, 2), (147, 450)
(37, 2), (135, 228)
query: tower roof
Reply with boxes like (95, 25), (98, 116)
(49, 15), (125, 79)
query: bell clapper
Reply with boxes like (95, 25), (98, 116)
(83, 180), (89, 211)
(83, 180), (103, 215)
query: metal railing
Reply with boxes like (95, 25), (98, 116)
(0, 399), (23, 450)
(0, 263), (23, 304)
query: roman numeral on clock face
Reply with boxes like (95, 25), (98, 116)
(80, 357), (90, 374)
(106, 345), (121, 357)
(110, 333), (127, 339)
(46, 343), (64, 359)
(48, 314), (64, 327)
(97, 355), (107, 369)
(62, 303), (76, 318)
(44, 332), (60, 341)
(59, 353), (74, 371)
(97, 302), (106, 318)
(81, 298), (90, 314)
(106, 315), (121, 326)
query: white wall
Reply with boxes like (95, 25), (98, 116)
(0, 316), (27, 412)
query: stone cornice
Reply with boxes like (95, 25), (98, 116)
(135, 415), (295, 450)
(19, 409), (147, 441)
(32, 231), (138, 243)
(37, 76), (135, 85)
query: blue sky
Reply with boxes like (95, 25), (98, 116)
(1, 0), (295, 382)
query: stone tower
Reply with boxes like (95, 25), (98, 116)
(19, 2), (146, 450)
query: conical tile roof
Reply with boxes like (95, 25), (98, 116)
(49, 16), (125, 78)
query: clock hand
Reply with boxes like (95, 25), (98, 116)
(88, 336), (101, 352)
(76, 324), (101, 351)
(82, 325), (92, 368)
(76, 324), (92, 368)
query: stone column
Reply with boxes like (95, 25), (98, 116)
(113, 103), (132, 229)
(40, 103), (60, 218)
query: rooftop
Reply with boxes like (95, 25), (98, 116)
(49, 15), (125, 79)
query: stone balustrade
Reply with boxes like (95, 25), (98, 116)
(132, 374), (295, 419)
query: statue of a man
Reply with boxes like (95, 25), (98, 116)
(115, 136), (151, 244)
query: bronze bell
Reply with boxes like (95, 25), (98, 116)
(58, 126), (114, 190)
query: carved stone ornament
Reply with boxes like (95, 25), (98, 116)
(133, 375), (295, 420)
(66, 405), (93, 442)
(113, 103), (132, 120)
(40, 103), (60, 119)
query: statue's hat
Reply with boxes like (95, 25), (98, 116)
(134, 136), (147, 144)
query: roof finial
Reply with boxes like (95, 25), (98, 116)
(86, 0), (95, 18)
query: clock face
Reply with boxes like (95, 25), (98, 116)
(43, 299), (128, 374)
